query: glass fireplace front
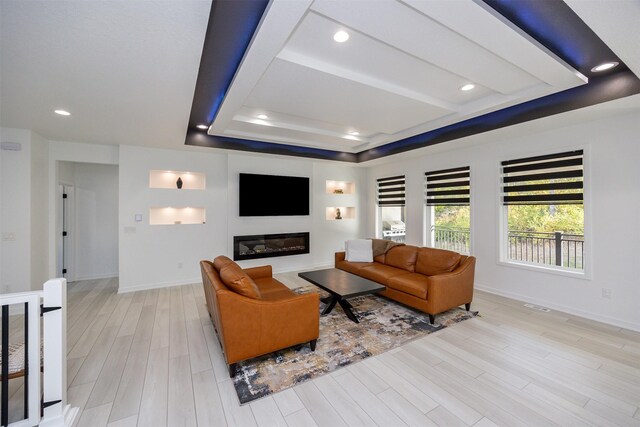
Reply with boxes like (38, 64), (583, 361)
(233, 232), (310, 261)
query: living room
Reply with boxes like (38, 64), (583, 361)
(1, 1), (640, 426)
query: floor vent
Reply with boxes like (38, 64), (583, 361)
(524, 303), (551, 312)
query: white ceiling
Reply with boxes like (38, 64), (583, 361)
(210, 0), (587, 152)
(0, 0), (210, 148)
(0, 0), (639, 156)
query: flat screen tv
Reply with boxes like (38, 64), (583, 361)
(239, 173), (310, 216)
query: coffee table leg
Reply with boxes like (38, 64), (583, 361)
(321, 296), (338, 315)
(320, 295), (333, 304)
(338, 299), (360, 323)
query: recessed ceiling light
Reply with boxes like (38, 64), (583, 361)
(344, 135), (358, 141)
(333, 30), (349, 43)
(196, 124), (208, 130)
(591, 62), (619, 72)
(460, 84), (475, 91)
(349, 131), (359, 136)
(54, 109), (71, 116)
(257, 114), (268, 120)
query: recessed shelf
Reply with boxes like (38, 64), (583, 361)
(326, 207), (355, 221)
(149, 207), (206, 225)
(149, 170), (205, 190)
(325, 180), (355, 195)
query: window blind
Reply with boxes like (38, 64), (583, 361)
(424, 166), (470, 206)
(377, 175), (405, 206)
(501, 150), (583, 205)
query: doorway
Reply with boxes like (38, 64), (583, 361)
(56, 161), (119, 282)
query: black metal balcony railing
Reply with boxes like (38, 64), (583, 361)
(432, 226), (470, 254)
(432, 226), (584, 270)
(507, 230), (584, 269)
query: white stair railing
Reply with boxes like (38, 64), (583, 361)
(0, 278), (78, 427)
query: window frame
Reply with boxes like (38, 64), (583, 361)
(497, 146), (592, 280)
(376, 175), (407, 242)
(423, 166), (473, 255)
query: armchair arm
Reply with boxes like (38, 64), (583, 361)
(335, 251), (346, 265)
(217, 290), (319, 364)
(426, 256), (476, 314)
(244, 265), (272, 280)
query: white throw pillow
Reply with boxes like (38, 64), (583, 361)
(345, 239), (373, 262)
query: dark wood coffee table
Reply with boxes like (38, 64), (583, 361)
(298, 268), (386, 323)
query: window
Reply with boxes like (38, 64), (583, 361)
(377, 175), (406, 243)
(425, 166), (470, 254)
(501, 150), (584, 270)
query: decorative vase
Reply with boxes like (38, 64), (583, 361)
(176, 177), (183, 189)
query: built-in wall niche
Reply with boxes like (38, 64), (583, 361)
(326, 207), (355, 221)
(325, 180), (355, 195)
(149, 170), (205, 190)
(149, 207), (206, 225)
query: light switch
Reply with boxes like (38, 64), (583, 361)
(134, 214), (143, 222)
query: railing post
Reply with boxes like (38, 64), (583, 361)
(40, 278), (78, 427)
(554, 232), (563, 266)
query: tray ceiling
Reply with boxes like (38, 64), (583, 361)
(208, 0), (587, 153)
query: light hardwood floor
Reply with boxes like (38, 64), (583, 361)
(9, 273), (640, 426)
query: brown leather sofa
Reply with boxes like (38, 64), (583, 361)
(200, 256), (319, 377)
(335, 245), (475, 324)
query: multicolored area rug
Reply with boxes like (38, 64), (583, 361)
(232, 286), (478, 404)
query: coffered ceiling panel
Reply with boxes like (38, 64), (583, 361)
(209, 0), (588, 153)
(281, 11), (493, 106)
(244, 58), (453, 136)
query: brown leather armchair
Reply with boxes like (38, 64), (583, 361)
(201, 258), (319, 377)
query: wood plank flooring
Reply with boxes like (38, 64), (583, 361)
(6, 272), (640, 426)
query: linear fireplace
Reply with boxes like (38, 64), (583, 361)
(233, 232), (310, 261)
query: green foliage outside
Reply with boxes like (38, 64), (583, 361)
(434, 204), (584, 235)
(507, 204), (583, 234)
(434, 206), (470, 229)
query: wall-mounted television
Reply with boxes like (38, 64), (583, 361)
(239, 173), (310, 216)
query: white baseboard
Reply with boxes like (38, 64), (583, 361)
(118, 278), (200, 294)
(273, 263), (332, 275)
(475, 282), (640, 332)
(74, 273), (118, 281)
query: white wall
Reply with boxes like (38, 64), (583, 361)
(366, 112), (640, 331)
(118, 145), (229, 292)
(226, 154), (367, 272)
(58, 162), (119, 281)
(0, 128), (32, 293)
(30, 131), (49, 289)
(0, 127), (49, 292)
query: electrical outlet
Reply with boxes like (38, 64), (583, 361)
(601, 288), (612, 299)
(177, 262), (183, 269)
(2, 232), (15, 241)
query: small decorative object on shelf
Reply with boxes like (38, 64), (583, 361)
(176, 177), (183, 189)
(333, 188), (344, 194)
(335, 208), (342, 220)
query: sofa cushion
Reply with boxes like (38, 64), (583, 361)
(253, 277), (294, 301)
(336, 260), (375, 275)
(415, 247), (461, 276)
(213, 255), (236, 271)
(384, 245), (419, 272)
(358, 264), (407, 284)
(387, 273), (428, 299)
(219, 264), (262, 299)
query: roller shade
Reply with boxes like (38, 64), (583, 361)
(502, 150), (583, 205)
(377, 175), (405, 206)
(425, 166), (470, 206)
